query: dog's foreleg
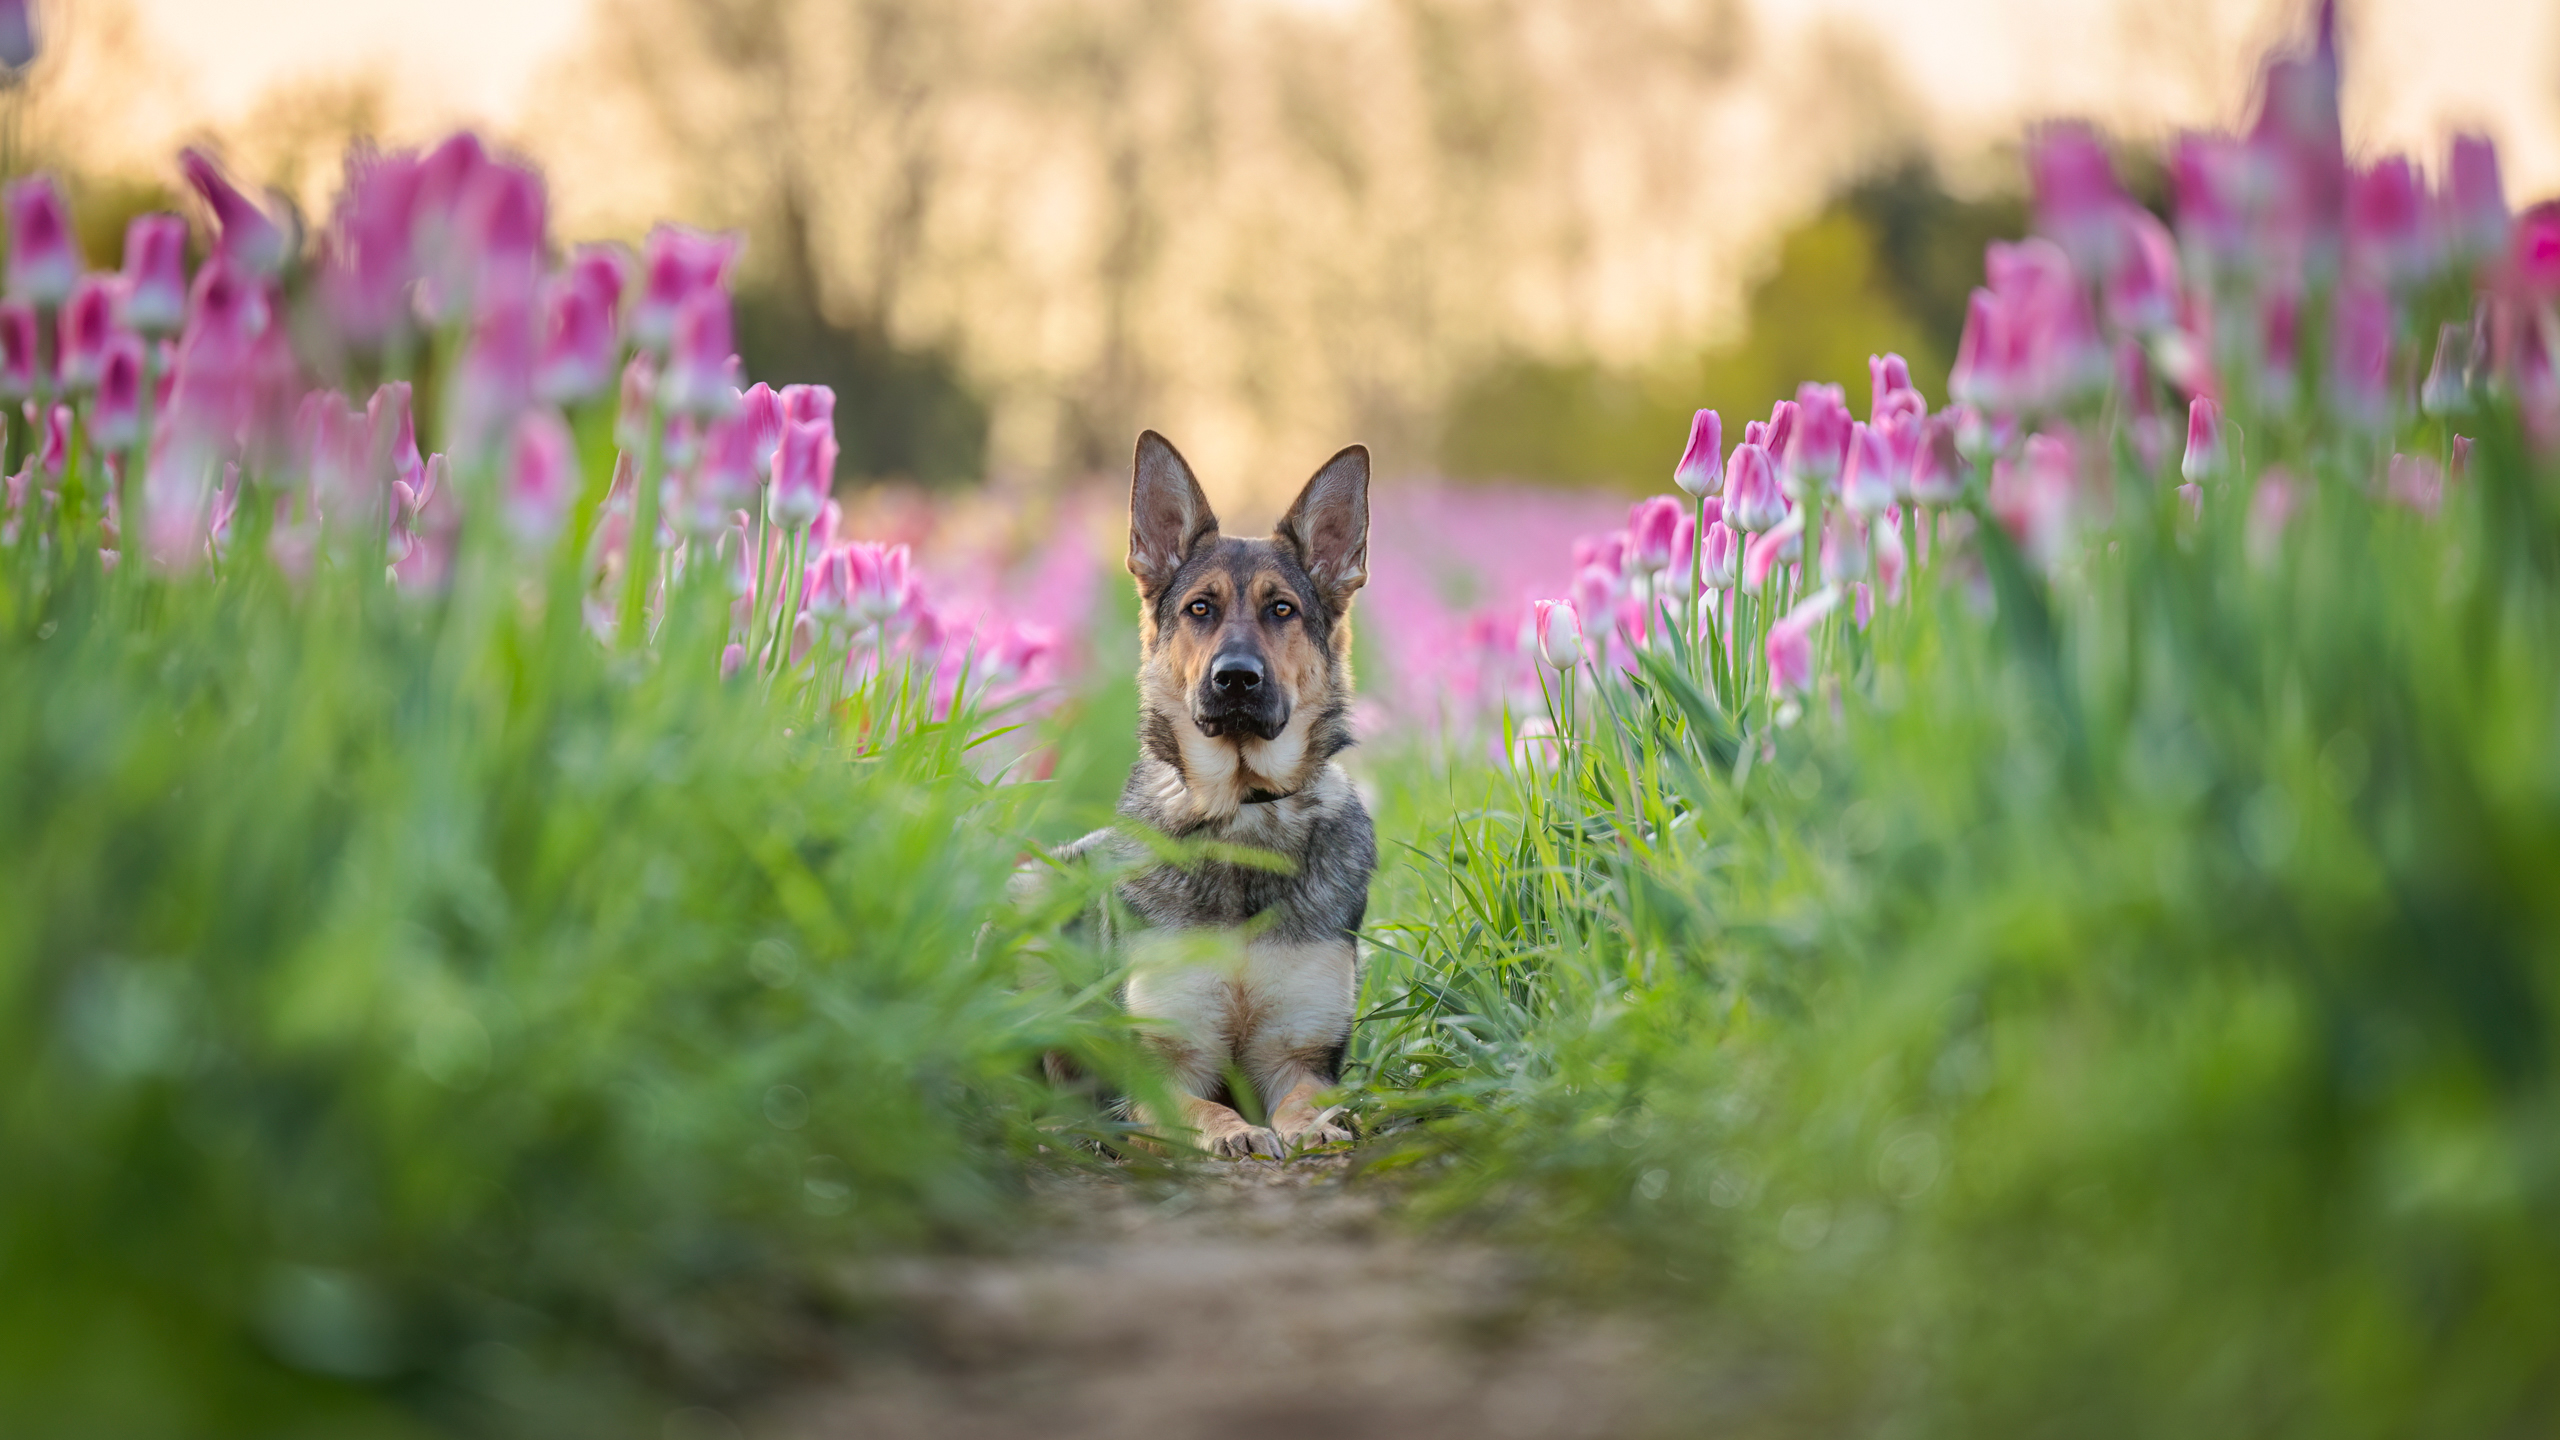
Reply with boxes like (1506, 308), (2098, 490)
(1259, 1056), (1355, 1152)
(1131, 1040), (1285, 1160)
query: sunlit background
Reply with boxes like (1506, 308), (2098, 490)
(51, 0), (2560, 510)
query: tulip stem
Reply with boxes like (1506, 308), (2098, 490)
(765, 527), (808, 684)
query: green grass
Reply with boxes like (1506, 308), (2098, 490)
(1349, 404), (2560, 1435)
(0, 523), (1143, 1436)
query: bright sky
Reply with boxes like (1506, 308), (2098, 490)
(122, 0), (2560, 193)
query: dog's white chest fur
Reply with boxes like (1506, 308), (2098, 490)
(1122, 930), (1356, 1089)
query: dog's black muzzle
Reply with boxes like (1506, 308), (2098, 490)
(1193, 646), (1289, 741)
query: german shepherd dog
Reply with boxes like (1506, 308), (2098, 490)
(1045, 431), (1377, 1158)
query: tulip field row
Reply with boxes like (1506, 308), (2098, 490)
(8, 0), (2560, 1434)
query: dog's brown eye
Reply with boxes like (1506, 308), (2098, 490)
(1186, 599), (1213, 618)
(1270, 601), (1294, 620)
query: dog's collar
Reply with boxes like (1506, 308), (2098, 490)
(1241, 786), (1296, 805)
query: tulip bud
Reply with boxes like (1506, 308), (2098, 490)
(2347, 156), (2430, 283)
(739, 382), (785, 479)
(804, 548), (851, 627)
(2180, 396), (2226, 485)
(630, 224), (741, 352)
(1838, 420), (1894, 515)
(451, 288), (537, 457)
(120, 214), (190, 336)
(0, 300), (37, 398)
(2028, 121), (2126, 271)
(1533, 597), (1583, 669)
(5, 175), (78, 306)
(847, 541), (912, 628)
(1820, 508), (1870, 583)
(1725, 441), (1786, 532)
(683, 411), (764, 536)
(1698, 521), (1738, 590)
(503, 407), (577, 546)
(36, 401), (68, 474)
(1569, 564), (1617, 632)
(1869, 353), (1916, 420)
(534, 266), (621, 404)
(2451, 434), (2473, 480)
(1764, 399), (1798, 459)
(1948, 289), (2006, 412)
(56, 275), (118, 393)
(1907, 411), (1967, 505)
(614, 352), (657, 449)
(1626, 494), (1681, 573)
(661, 286), (739, 418)
(1873, 517), (1908, 603)
(721, 642), (746, 681)
(1766, 587), (1841, 696)
(178, 148), (291, 278)
(2331, 284), (2394, 430)
(781, 382), (835, 426)
(2386, 452), (2444, 518)
(92, 333), (145, 450)
(770, 415), (836, 529)
(1672, 408), (1722, 496)
(1783, 382), (1851, 494)
(1742, 515), (1802, 593)
(2104, 207), (2180, 336)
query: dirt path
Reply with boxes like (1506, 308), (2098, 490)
(759, 1157), (1678, 1440)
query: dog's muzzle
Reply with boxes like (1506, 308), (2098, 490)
(1193, 648), (1289, 740)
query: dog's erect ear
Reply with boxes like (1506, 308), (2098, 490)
(1277, 444), (1370, 609)
(1129, 431), (1219, 597)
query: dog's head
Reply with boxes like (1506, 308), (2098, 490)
(1126, 431), (1369, 786)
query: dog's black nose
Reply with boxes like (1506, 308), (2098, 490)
(1212, 655), (1265, 694)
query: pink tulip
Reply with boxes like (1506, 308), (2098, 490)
(1673, 408), (1722, 496)
(770, 415), (836, 528)
(35, 401), (68, 474)
(2451, 434), (2473, 480)
(2330, 284), (2393, 430)
(683, 410), (764, 535)
(1627, 494), (1682, 572)
(1908, 411), (1966, 505)
(1873, 517), (1908, 602)
(781, 382), (835, 426)
(1742, 515), (1801, 593)
(1569, 563), (1618, 631)
(2171, 133), (2257, 274)
(1949, 289), (2009, 412)
(1989, 431), (2077, 571)
(2246, 469), (2300, 565)
(2386, 452), (2443, 518)
(453, 158), (547, 306)
(1533, 597), (1583, 669)
(989, 623), (1057, 683)
(2028, 121), (2126, 269)
(534, 265), (620, 403)
(368, 381), (426, 496)
(1783, 382), (1851, 493)
(1725, 441), (1785, 532)
(630, 224), (741, 352)
(661, 286), (738, 417)
(92, 332), (145, 450)
(1766, 588), (1840, 696)
(1820, 508), (1870, 582)
(720, 642), (746, 681)
(179, 148), (290, 278)
(5, 175), (78, 306)
(2258, 288), (2301, 404)
(1838, 420), (1894, 515)
(846, 541), (911, 627)
(2441, 133), (2508, 261)
(502, 406), (576, 545)
(804, 547), (852, 626)
(2345, 156), (2429, 282)
(318, 148), (423, 344)
(1869, 353), (1919, 421)
(175, 260), (271, 369)
(614, 352), (657, 449)
(120, 214), (190, 335)
(739, 382), (785, 478)
(1698, 521), (1739, 590)
(0, 301), (38, 397)
(2104, 207), (2179, 336)
(452, 287), (537, 455)
(2503, 201), (2560, 305)
(1764, 398), (1798, 459)
(0, 0), (34, 72)
(56, 275), (117, 392)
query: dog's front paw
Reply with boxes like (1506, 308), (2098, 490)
(1276, 1105), (1356, 1153)
(1204, 1124), (1285, 1160)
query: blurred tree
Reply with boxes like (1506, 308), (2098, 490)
(1438, 158), (2019, 490)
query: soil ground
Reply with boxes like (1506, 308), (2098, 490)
(758, 1156), (1683, 1440)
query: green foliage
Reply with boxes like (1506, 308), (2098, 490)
(1363, 407), (2560, 1434)
(0, 530), (1130, 1435)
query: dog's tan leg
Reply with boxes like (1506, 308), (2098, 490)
(1133, 1033), (1284, 1159)
(1261, 1059), (1355, 1152)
